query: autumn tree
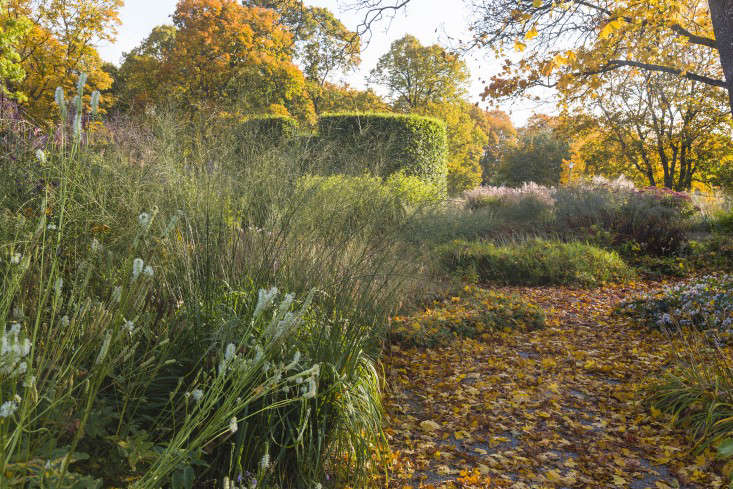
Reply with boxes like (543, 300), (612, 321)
(424, 101), (516, 193)
(171, 0), (310, 117)
(2, 0), (122, 121)
(565, 67), (733, 190)
(246, 0), (361, 112)
(114, 1), (313, 120)
(479, 110), (517, 184)
(370, 34), (468, 110)
(486, 123), (570, 187)
(0, 3), (29, 100)
(310, 81), (390, 114)
(348, 0), (733, 117)
(370, 35), (493, 193)
(113, 25), (177, 111)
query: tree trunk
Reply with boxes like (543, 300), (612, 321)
(709, 0), (733, 115)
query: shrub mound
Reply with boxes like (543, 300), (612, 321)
(439, 239), (635, 287)
(713, 209), (733, 234)
(619, 274), (733, 335)
(461, 177), (695, 256)
(390, 285), (545, 346)
(317, 112), (448, 192)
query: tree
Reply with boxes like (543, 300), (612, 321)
(171, 0), (306, 113)
(556, 35), (732, 190)
(479, 110), (517, 184)
(246, 0), (361, 113)
(485, 121), (569, 187)
(423, 101), (518, 193)
(565, 68), (733, 190)
(114, 25), (177, 111)
(3, 0), (122, 121)
(370, 35), (490, 193)
(347, 0), (733, 116)
(369, 34), (468, 110)
(0, 3), (30, 100)
(308, 80), (390, 114)
(116, 1), (310, 119)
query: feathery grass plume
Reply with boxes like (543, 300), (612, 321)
(90, 90), (100, 117)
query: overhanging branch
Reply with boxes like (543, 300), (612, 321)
(594, 59), (726, 88)
(670, 24), (717, 49)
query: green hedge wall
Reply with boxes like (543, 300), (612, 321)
(317, 112), (448, 192)
(240, 115), (298, 144)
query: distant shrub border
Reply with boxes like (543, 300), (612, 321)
(317, 112), (448, 193)
(438, 239), (635, 287)
(240, 114), (298, 144)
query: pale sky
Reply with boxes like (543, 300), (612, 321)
(97, 0), (549, 125)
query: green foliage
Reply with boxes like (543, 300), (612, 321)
(384, 171), (444, 208)
(390, 286), (545, 347)
(438, 239), (634, 287)
(294, 173), (442, 240)
(713, 208), (733, 234)
(0, 104), (431, 488)
(488, 130), (569, 187)
(240, 114), (299, 145)
(317, 112), (448, 192)
(619, 274), (733, 333)
(0, 6), (30, 100)
(369, 34), (468, 111)
(683, 235), (733, 272)
(644, 330), (733, 468)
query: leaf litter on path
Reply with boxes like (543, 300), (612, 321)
(379, 282), (725, 489)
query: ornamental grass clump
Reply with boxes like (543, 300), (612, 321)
(0, 76), (425, 488)
(644, 328), (733, 478)
(458, 176), (695, 256)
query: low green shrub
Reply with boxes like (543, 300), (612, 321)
(619, 274), (733, 335)
(713, 209), (733, 234)
(317, 112), (448, 193)
(438, 239), (635, 287)
(390, 285), (545, 347)
(384, 171), (444, 209)
(686, 235), (733, 271)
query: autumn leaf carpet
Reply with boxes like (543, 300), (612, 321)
(380, 282), (725, 489)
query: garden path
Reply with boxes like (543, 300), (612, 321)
(381, 282), (725, 489)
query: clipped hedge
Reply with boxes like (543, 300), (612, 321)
(317, 112), (448, 193)
(438, 239), (635, 287)
(240, 114), (298, 144)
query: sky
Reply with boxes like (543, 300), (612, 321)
(97, 0), (550, 125)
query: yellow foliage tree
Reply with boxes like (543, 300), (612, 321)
(116, 0), (311, 120)
(3, 0), (122, 121)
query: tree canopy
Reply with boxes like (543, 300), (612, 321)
(0, 3), (29, 100)
(2, 0), (122, 121)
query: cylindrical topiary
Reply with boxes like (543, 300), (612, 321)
(317, 112), (448, 194)
(240, 115), (298, 145)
